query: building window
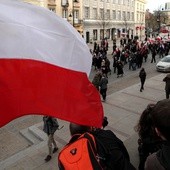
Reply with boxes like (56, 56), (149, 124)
(118, 0), (121, 4)
(106, 10), (110, 19)
(122, 11), (126, 20)
(106, 29), (110, 39)
(100, 29), (104, 40)
(93, 30), (98, 40)
(62, 9), (68, 18)
(131, 0), (134, 6)
(112, 10), (116, 20)
(100, 8), (104, 19)
(123, 0), (125, 5)
(113, 0), (116, 3)
(127, 12), (130, 20)
(117, 10), (121, 20)
(74, 10), (79, 19)
(127, 0), (130, 5)
(84, 7), (90, 19)
(93, 8), (97, 19)
(131, 12), (134, 20)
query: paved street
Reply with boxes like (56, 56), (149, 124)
(0, 40), (167, 170)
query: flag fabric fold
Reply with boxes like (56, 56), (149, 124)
(0, 0), (103, 128)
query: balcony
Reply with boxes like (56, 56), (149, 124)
(74, 19), (83, 25)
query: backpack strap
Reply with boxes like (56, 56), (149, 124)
(83, 133), (97, 153)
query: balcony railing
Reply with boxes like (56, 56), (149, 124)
(74, 19), (83, 25)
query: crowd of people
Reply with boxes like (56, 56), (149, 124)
(91, 36), (170, 99)
(57, 99), (170, 170)
(43, 37), (170, 170)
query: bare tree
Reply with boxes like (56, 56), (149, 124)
(97, 9), (111, 39)
(122, 14), (130, 38)
(153, 10), (168, 33)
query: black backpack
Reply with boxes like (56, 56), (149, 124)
(92, 129), (136, 170)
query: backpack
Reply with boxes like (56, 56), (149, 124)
(58, 132), (103, 170)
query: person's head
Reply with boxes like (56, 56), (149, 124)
(151, 99), (170, 141)
(135, 103), (157, 139)
(69, 123), (92, 136)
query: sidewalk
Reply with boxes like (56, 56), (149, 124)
(0, 73), (166, 170)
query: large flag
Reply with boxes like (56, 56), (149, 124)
(0, 0), (103, 128)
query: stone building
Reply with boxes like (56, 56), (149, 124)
(24, 0), (146, 43)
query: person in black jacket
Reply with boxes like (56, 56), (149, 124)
(135, 104), (163, 170)
(163, 73), (170, 99)
(64, 122), (136, 170)
(139, 68), (146, 92)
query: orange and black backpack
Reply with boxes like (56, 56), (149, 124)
(58, 132), (104, 170)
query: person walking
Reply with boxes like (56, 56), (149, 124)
(92, 70), (102, 91)
(150, 46), (157, 63)
(163, 73), (170, 99)
(117, 60), (124, 78)
(99, 74), (108, 102)
(139, 68), (146, 92)
(43, 116), (59, 162)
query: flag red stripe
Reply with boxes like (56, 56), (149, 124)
(0, 59), (103, 127)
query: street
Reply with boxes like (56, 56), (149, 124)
(89, 41), (162, 95)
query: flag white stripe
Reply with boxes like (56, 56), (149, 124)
(0, 0), (92, 75)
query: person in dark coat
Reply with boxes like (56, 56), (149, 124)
(139, 68), (146, 92)
(150, 46), (157, 63)
(99, 74), (108, 101)
(43, 116), (59, 162)
(67, 122), (136, 170)
(92, 70), (102, 91)
(145, 99), (170, 170)
(135, 104), (163, 170)
(117, 61), (124, 78)
(163, 73), (170, 99)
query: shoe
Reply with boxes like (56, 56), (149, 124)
(45, 155), (52, 162)
(140, 89), (142, 92)
(53, 147), (58, 153)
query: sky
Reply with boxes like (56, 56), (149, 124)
(146, 0), (169, 12)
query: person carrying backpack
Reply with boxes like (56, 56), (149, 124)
(58, 121), (136, 170)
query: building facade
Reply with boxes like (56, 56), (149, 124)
(83, 0), (136, 43)
(24, 0), (147, 43)
(134, 0), (146, 40)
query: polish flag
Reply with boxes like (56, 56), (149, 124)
(0, 0), (103, 128)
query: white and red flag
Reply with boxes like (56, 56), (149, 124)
(0, 0), (103, 128)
